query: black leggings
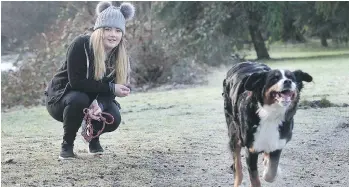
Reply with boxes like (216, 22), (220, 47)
(46, 91), (121, 144)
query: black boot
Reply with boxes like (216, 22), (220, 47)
(59, 140), (76, 160)
(89, 137), (104, 155)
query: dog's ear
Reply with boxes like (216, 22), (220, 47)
(293, 70), (313, 82)
(244, 72), (267, 91)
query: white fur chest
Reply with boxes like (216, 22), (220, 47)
(252, 103), (287, 153)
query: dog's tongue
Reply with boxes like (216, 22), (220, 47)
(281, 91), (292, 102)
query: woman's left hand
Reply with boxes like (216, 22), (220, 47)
(89, 100), (102, 120)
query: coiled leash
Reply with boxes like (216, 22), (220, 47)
(81, 108), (114, 143)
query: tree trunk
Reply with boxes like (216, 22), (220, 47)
(295, 31), (306, 43)
(282, 18), (306, 43)
(247, 9), (270, 60)
(248, 25), (270, 60)
(320, 34), (328, 47)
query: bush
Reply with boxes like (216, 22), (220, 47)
(1, 53), (47, 108)
(170, 57), (209, 85)
(298, 97), (348, 108)
(130, 41), (175, 86)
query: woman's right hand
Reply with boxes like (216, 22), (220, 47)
(114, 84), (130, 97)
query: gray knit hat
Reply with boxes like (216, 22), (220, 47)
(93, 2), (135, 34)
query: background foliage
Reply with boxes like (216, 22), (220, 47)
(1, 1), (349, 109)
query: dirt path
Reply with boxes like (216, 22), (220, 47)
(2, 65), (349, 187)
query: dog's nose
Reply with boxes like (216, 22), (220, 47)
(284, 79), (292, 87)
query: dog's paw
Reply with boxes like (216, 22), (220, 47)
(262, 166), (279, 183)
(263, 171), (276, 183)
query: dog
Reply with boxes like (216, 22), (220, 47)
(222, 61), (312, 187)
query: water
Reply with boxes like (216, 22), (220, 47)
(1, 52), (35, 71)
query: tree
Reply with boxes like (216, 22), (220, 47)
(1, 2), (65, 52)
(158, 2), (274, 62)
(293, 2), (349, 47)
(315, 2), (349, 45)
(242, 2), (271, 59)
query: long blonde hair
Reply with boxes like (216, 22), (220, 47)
(90, 28), (129, 84)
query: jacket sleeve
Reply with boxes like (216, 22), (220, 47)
(67, 36), (112, 93)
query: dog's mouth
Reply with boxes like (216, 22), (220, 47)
(271, 89), (296, 104)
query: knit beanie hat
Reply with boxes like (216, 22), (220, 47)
(93, 2), (135, 34)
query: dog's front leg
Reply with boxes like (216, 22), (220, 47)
(262, 150), (282, 182)
(245, 149), (261, 187)
(229, 138), (243, 187)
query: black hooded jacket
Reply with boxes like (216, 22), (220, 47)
(44, 34), (124, 105)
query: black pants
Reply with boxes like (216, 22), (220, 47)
(46, 91), (121, 144)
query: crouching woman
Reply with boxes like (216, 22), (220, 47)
(44, 2), (135, 159)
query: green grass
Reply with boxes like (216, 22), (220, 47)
(1, 106), (62, 137)
(243, 39), (349, 60)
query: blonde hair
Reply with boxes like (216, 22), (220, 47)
(90, 28), (129, 84)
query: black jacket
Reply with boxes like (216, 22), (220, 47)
(45, 34), (120, 105)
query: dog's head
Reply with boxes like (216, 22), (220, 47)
(244, 69), (312, 107)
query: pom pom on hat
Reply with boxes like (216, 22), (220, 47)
(93, 1), (136, 32)
(120, 2), (135, 21)
(96, 1), (112, 15)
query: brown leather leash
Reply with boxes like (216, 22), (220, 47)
(81, 108), (114, 143)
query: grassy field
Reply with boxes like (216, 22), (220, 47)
(2, 46), (349, 186)
(244, 39), (349, 59)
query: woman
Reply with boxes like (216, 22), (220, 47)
(45, 1), (135, 160)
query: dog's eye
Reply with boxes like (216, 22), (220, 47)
(286, 74), (296, 81)
(272, 76), (279, 81)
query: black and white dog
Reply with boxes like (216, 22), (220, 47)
(222, 61), (312, 187)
